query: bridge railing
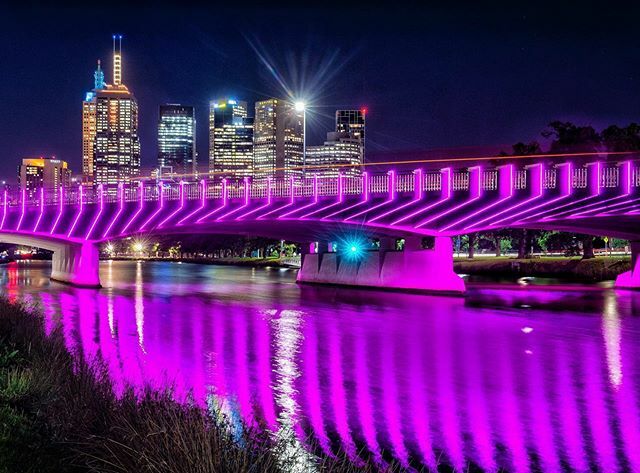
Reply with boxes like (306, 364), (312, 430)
(4, 161), (640, 208)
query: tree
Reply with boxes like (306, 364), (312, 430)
(601, 123), (640, 152)
(541, 121), (600, 153)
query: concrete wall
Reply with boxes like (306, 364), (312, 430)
(297, 236), (465, 294)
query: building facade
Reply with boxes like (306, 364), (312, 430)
(158, 104), (196, 178)
(305, 132), (362, 177)
(18, 157), (71, 199)
(209, 99), (253, 178)
(82, 36), (140, 185)
(336, 109), (366, 162)
(253, 99), (304, 179)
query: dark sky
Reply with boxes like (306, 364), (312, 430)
(2, 2), (640, 180)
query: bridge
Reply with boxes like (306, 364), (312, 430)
(2, 157), (640, 293)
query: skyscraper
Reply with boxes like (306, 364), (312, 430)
(209, 99), (254, 178)
(253, 99), (304, 179)
(336, 109), (366, 161)
(18, 157), (70, 199)
(305, 132), (362, 177)
(158, 104), (196, 178)
(82, 35), (140, 185)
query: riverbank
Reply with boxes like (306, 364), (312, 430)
(0, 299), (401, 473)
(454, 256), (631, 281)
(105, 255), (300, 268)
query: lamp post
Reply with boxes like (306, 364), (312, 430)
(295, 101), (306, 171)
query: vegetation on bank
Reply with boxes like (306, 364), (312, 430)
(454, 256), (631, 281)
(0, 299), (407, 473)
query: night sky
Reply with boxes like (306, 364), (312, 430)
(2, 2), (640, 181)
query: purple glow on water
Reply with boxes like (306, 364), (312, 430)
(4, 261), (640, 472)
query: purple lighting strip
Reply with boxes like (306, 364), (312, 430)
(85, 184), (104, 240)
(368, 170), (424, 224)
(15, 189), (26, 231)
(417, 167), (484, 229)
(259, 177), (297, 219)
(217, 177), (251, 221)
(345, 170), (396, 222)
(49, 187), (64, 234)
(178, 180), (206, 225)
(279, 176), (317, 219)
(508, 163), (573, 225)
(139, 183), (164, 231)
(323, 172), (370, 219)
(121, 181), (145, 235)
(103, 183), (124, 239)
(197, 179), (228, 223)
(391, 168), (451, 226)
(238, 178), (274, 220)
(471, 164), (544, 229)
(33, 188), (44, 232)
(67, 184), (84, 238)
(159, 181), (185, 227)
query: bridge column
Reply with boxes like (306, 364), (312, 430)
(297, 236), (465, 294)
(50, 242), (101, 288)
(615, 241), (640, 289)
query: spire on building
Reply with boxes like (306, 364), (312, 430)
(112, 34), (123, 86)
(94, 59), (105, 90)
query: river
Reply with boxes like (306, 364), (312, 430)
(1, 260), (640, 472)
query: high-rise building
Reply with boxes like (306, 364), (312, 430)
(82, 35), (140, 185)
(305, 132), (362, 177)
(209, 99), (254, 178)
(253, 99), (304, 179)
(336, 109), (366, 161)
(158, 104), (196, 178)
(18, 157), (71, 199)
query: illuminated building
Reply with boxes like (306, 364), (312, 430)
(158, 104), (196, 178)
(18, 157), (70, 199)
(253, 99), (304, 179)
(336, 109), (366, 161)
(305, 132), (362, 177)
(82, 35), (140, 185)
(209, 99), (253, 178)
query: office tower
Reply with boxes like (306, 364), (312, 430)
(18, 157), (71, 199)
(253, 99), (304, 179)
(336, 109), (366, 161)
(305, 132), (362, 177)
(82, 35), (140, 185)
(208, 99), (253, 178)
(158, 104), (196, 178)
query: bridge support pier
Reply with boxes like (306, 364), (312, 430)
(297, 236), (465, 294)
(50, 242), (101, 288)
(615, 241), (640, 290)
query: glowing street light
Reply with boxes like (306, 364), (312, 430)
(294, 100), (306, 170)
(132, 240), (145, 255)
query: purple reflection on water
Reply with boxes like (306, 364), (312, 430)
(4, 260), (640, 472)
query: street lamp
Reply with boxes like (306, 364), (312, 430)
(294, 101), (306, 170)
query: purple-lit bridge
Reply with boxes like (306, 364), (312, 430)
(2, 159), (640, 293)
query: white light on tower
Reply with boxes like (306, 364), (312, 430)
(294, 101), (305, 112)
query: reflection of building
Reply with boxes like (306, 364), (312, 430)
(209, 99), (253, 178)
(253, 99), (304, 179)
(18, 157), (71, 198)
(306, 132), (362, 177)
(158, 104), (196, 178)
(82, 36), (140, 185)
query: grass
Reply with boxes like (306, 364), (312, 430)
(0, 299), (409, 473)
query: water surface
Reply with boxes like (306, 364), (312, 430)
(1, 260), (640, 472)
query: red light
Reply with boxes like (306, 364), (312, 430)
(361, 107), (368, 115)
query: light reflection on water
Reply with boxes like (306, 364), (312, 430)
(2, 260), (640, 472)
